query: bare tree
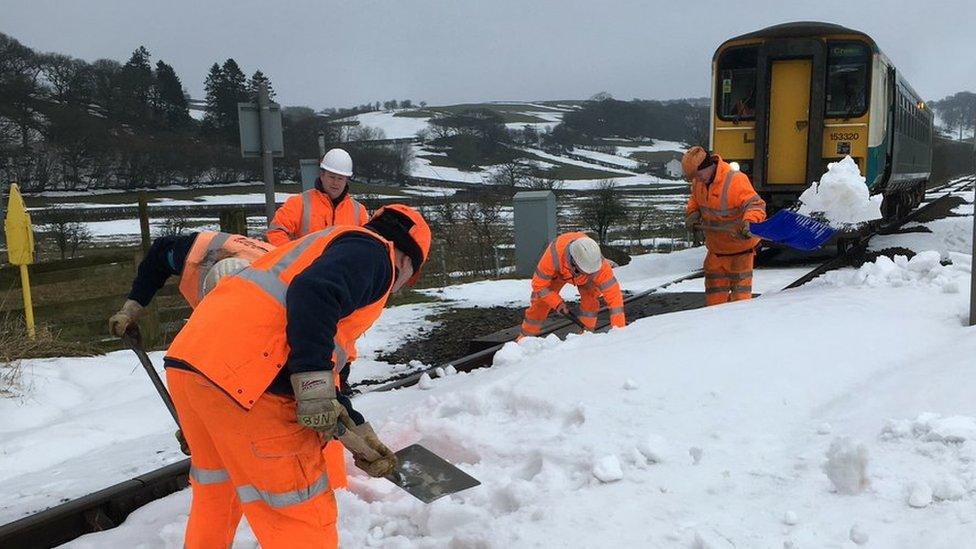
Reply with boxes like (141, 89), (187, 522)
(527, 166), (564, 190)
(156, 212), (190, 237)
(579, 180), (628, 244)
(488, 156), (532, 187)
(44, 209), (93, 259)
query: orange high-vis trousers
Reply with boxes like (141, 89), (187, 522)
(167, 368), (339, 549)
(520, 281), (601, 336)
(703, 250), (755, 306)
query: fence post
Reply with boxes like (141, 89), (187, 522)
(439, 241), (448, 287)
(219, 208), (248, 236)
(138, 192), (151, 254)
(134, 251), (161, 349)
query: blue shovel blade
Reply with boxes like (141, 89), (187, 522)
(749, 210), (838, 251)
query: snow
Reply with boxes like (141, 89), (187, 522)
(7, 188), (976, 547)
(823, 437), (870, 494)
(615, 140), (689, 156)
(570, 148), (641, 169)
(797, 156), (883, 225)
(342, 111), (430, 140)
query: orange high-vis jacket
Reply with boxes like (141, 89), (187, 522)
(686, 157), (767, 255)
(178, 232), (275, 308)
(165, 226), (395, 409)
(531, 232), (626, 328)
(266, 190), (368, 246)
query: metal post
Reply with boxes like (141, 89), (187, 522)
(493, 245), (501, 278)
(969, 115), (976, 326)
(258, 82), (276, 224)
(439, 241), (448, 287)
(317, 131), (326, 158)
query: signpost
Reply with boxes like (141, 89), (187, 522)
(238, 82), (284, 224)
(4, 184), (36, 339)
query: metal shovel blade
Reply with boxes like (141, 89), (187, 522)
(388, 444), (480, 503)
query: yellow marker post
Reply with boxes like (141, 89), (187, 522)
(4, 184), (36, 339)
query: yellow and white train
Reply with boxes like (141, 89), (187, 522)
(711, 22), (932, 219)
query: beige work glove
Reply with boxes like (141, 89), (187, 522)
(737, 221), (753, 240)
(290, 371), (343, 433)
(348, 422), (398, 478)
(108, 299), (145, 337)
(685, 210), (702, 230)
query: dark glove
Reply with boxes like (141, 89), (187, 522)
(175, 429), (190, 456)
(338, 362), (353, 396)
(685, 211), (702, 230)
(290, 371), (343, 433)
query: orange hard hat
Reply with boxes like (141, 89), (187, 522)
(681, 146), (709, 181)
(366, 204), (432, 285)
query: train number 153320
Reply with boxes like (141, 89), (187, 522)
(829, 132), (859, 141)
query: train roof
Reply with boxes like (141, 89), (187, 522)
(714, 21), (879, 59)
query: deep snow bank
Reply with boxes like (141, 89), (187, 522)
(69, 248), (976, 548)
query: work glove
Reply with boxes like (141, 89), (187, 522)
(685, 211), (702, 230)
(108, 299), (145, 337)
(290, 371), (344, 434)
(347, 422), (398, 478)
(736, 221), (753, 240)
(554, 301), (570, 315)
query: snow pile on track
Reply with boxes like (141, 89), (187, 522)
(797, 156), (882, 225)
(814, 250), (966, 293)
(70, 258), (976, 547)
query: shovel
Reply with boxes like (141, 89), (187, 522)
(336, 420), (480, 504)
(122, 327), (190, 456)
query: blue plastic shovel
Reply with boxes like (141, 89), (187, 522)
(749, 210), (838, 251)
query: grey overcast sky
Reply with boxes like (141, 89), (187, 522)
(2, 0), (973, 109)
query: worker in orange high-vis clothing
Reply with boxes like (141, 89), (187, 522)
(108, 231), (275, 337)
(164, 204), (431, 549)
(520, 232), (626, 337)
(267, 147), (368, 246)
(683, 146), (767, 306)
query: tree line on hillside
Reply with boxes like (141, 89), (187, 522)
(930, 92), (976, 140)
(0, 32), (421, 192)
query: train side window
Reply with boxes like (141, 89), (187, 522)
(825, 42), (870, 119)
(716, 46), (757, 121)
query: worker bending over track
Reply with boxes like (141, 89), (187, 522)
(520, 232), (626, 337)
(683, 146), (767, 306)
(108, 231), (274, 336)
(164, 204), (431, 549)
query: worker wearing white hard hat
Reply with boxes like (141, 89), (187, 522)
(266, 147), (368, 246)
(520, 232), (627, 337)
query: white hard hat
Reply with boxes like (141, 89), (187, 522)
(202, 257), (250, 296)
(320, 148), (353, 177)
(568, 237), (603, 274)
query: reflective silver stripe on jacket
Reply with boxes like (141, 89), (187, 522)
(351, 200), (363, 224)
(578, 310), (598, 319)
(190, 466), (230, 485)
(300, 191), (314, 236)
(236, 474), (330, 508)
(719, 169), (737, 214)
(534, 268), (553, 281)
(549, 241), (560, 271)
(196, 232), (232, 300)
(267, 223), (291, 236)
(608, 306), (626, 316)
(597, 276), (618, 292)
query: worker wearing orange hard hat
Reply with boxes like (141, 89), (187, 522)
(683, 146), (766, 306)
(164, 204), (431, 549)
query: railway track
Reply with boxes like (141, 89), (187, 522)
(2, 175), (973, 548)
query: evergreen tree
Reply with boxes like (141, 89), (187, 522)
(153, 60), (190, 128)
(202, 62), (223, 133)
(247, 70), (275, 102)
(119, 46), (154, 124)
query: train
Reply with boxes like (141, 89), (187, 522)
(710, 22), (933, 220)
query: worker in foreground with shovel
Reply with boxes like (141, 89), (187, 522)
(520, 232), (626, 338)
(163, 205), (475, 548)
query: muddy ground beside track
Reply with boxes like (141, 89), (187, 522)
(376, 305), (525, 367)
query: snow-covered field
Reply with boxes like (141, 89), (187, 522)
(4, 181), (973, 547)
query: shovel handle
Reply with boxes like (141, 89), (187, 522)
(122, 327), (182, 428)
(336, 422), (383, 462)
(559, 309), (587, 331)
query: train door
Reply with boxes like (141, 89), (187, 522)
(767, 60), (812, 184)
